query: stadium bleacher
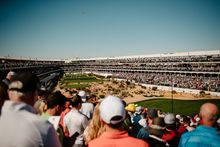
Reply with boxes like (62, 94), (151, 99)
(1, 50), (220, 92)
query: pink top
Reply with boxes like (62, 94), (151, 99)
(88, 131), (149, 147)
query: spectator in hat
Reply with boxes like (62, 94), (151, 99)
(163, 113), (179, 147)
(131, 106), (146, 138)
(0, 72), (61, 147)
(64, 94), (89, 147)
(147, 108), (158, 126)
(79, 90), (94, 120)
(88, 95), (149, 147)
(2, 71), (16, 86)
(147, 117), (170, 147)
(125, 103), (136, 123)
(179, 103), (220, 147)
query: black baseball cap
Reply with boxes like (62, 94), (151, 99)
(9, 72), (40, 92)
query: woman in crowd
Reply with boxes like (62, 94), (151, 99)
(83, 102), (106, 145)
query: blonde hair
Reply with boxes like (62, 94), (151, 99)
(84, 103), (105, 144)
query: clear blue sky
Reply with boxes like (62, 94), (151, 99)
(0, 0), (220, 59)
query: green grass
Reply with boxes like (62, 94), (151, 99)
(63, 77), (97, 80)
(65, 84), (90, 88)
(62, 79), (101, 83)
(60, 74), (102, 88)
(136, 98), (220, 116)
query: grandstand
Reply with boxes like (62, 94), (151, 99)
(1, 50), (220, 93)
(0, 56), (65, 91)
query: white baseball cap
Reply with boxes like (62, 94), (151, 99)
(99, 95), (126, 125)
(164, 113), (176, 125)
(78, 90), (87, 102)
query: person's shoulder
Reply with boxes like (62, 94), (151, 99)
(83, 102), (94, 107)
(21, 111), (52, 127)
(179, 129), (198, 144)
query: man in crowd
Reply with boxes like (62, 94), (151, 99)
(2, 70), (16, 86)
(0, 72), (61, 147)
(179, 103), (220, 147)
(88, 95), (149, 147)
(78, 90), (94, 120)
(41, 91), (66, 145)
(64, 94), (89, 147)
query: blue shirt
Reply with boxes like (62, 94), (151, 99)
(178, 125), (220, 147)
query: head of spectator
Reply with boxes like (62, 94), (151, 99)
(37, 89), (48, 100)
(0, 72), (62, 147)
(164, 113), (176, 131)
(99, 95), (126, 129)
(2, 71), (16, 86)
(0, 81), (9, 115)
(125, 103), (136, 112)
(149, 117), (168, 137)
(78, 90), (87, 102)
(179, 103), (220, 147)
(70, 94), (82, 109)
(34, 90), (48, 115)
(87, 94), (97, 104)
(135, 106), (144, 115)
(89, 95), (149, 147)
(147, 108), (158, 119)
(147, 108), (158, 126)
(45, 91), (66, 116)
(8, 72), (40, 106)
(199, 103), (219, 127)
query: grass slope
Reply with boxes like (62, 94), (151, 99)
(137, 99), (220, 116)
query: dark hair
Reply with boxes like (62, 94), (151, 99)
(38, 90), (48, 97)
(108, 116), (124, 129)
(46, 91), (66, 109)
(70, 95), (82, 107)
(183, 116), (191, 125)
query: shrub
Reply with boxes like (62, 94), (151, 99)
(141, 85), (146, 89)
(99, 94), (105, 99)
(152, 87), (157, 91)
(200, 90), (205, 96)
(126, 80), (131, 85)
(172, 90), (177, 94)
(112, 80), (118, 84)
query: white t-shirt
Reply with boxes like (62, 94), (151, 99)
(64, 109), (89, 145)
(80, 102), (94, 119)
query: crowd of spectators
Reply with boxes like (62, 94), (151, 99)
(64, 53), (220, 92)
(112, 72), (220, 92)
(0, 57), (64, 69)
(1, 53), (220, 93)
(0, 71), (220, 147)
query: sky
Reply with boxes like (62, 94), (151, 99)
(0, 0), (220, 59)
